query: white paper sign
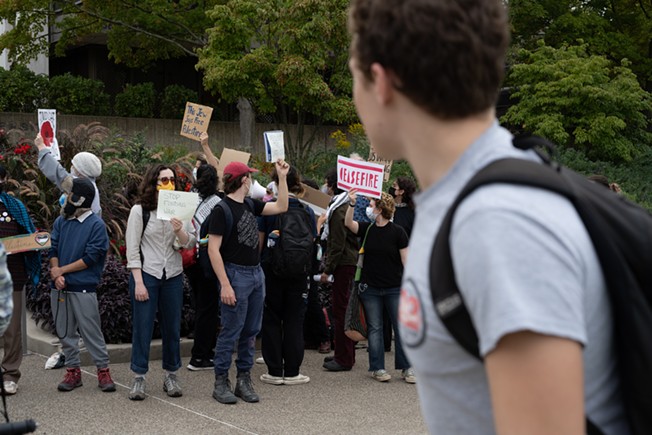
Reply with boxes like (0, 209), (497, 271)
(38, 109), (61, 160)
(336, 155), (385, 199)
(156, 190), (199, 221)
(264, 130), (285, 162)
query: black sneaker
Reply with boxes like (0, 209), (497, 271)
(187, 358), (213, 371)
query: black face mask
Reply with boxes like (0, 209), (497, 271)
(388, 186), (397, 198)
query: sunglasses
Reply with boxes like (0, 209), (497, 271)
(158, 177), (175, 184)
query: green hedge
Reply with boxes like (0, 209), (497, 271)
(0, 66), (48, 112)
(48, 73), (111, 115)
(114, 82), (157, 118)
(160, 84), (198, 119)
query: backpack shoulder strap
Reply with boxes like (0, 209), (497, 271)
(429, 157), (577, 360)
(141, 207), (150, 239)
(216, 200), (234, 243)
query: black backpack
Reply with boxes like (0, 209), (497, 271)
(268, 203), (314, 277)
(429, 136), (652, 435)
(198, 198), (254, 280)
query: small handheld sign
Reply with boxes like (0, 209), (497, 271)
(38, 109), (61, 160)
(336, 156), (385, 199)
(264, 130), (285, 162)
(180, 102), (214, 141)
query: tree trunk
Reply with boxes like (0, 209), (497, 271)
(237, 97), (256, 151)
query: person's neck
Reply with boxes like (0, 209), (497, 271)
(397, 106), (495, 190)
(375, 216), (389, 227)
(227, 187), (247, 203)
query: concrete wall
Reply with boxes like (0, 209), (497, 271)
(0, 112), (340, 156)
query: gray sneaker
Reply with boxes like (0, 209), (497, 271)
(128, 377), (146, 401)
(163, 373), (183, 397)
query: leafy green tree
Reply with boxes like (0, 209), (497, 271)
(508, 0), (652, 88)
(197, 0), (357, 167)
(0, 0), (222, 68)
(502, 43), (652, 162)
(48, 73), (111, 115)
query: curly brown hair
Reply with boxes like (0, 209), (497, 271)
(348, 0), (509, 119)
(137, 164), (178, 211)
(372, 192), (396, 220)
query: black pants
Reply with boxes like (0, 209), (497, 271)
(304, 279), (330, 345)
(186, 263), (221, 361)
(261, 267), (307, 377)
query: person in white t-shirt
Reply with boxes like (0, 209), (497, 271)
(347, 1), (629, 434)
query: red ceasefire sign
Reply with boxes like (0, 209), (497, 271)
(337, 155), (385, 199)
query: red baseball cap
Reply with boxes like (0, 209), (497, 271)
(223, 161), (259, 179)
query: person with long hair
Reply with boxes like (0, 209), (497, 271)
(186, 164), (222, 371)
(258, 166), (316, 385)
(125, 164), (196, 400)
(389, 176), (416, 238)
(344, 189), (412, 383)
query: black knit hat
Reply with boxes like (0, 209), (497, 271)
(70, 178), (95, 209)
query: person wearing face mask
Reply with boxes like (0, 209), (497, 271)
(206, 160), (290, 405)
(49, 178), (115, 393)
(125, 165), (196, 401)
(34, 133), (103, 216)
(389, 176), (417, 238)
(344, 189), (414, 384)
(0, 165), (40, 395)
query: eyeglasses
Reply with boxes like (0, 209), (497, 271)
(158, 177), (175, 184)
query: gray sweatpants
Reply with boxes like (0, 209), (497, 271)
(50, 290), (110, 368)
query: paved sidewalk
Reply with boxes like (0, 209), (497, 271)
(4, 347), (427, 434)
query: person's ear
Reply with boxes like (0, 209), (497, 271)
(370, 63), (395, 105)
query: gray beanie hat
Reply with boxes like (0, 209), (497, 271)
(72, 152), (102, 178)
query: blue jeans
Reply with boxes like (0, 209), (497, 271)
(214, 263), (265, 375)
(129, 271), (183, 375)
(359, 285), (410, 371)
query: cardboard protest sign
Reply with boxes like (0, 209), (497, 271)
(156, 190), (199, 221)
(216, 148), (251, 180)
(368, 149), (393, 183)
(264, 130), (285, 162)
(337, 155), (385, 199)
(1, 232), (51, 255)
(180, 102), (214, 141)
(38, 109), (61, 160)
(300, 183), (331, 215)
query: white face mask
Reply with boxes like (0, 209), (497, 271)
(70, 166), (80, 178)
(321, 185), (330, 194)
(192, 168), (198, 180)
(366, 206), (379, 221)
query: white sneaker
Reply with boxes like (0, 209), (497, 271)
(372, 369), (391, 382)
(3, 381), (17, 395)
(260, 373), (284, 385)
(255, 357), (265, 364)
(284, 374), (310, 385)
(402, 368), (416, 384)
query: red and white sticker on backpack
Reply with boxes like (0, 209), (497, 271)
(399, 278), (426, 348)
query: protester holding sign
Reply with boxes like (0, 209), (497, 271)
(125, 165), (196, 401)
(344, 189), (412, 383)
(0, 165), (40, 395)
(35, 133), (103, 216)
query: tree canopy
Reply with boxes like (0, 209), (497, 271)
(0, 0), (221, 68)
(502, 42), (652, 162)
(197, 0), (356, 164)
(508, 0), (652, 88)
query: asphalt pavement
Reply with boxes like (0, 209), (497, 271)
(3, 323), (427, 435)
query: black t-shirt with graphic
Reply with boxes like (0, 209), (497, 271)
(207, 196), (266, 266)
(357, 221), (409, 288)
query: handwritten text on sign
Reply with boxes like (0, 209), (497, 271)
(337, 156), (385, 199)
(156, 190), (199, 221)
(180, 102), (214, 141)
